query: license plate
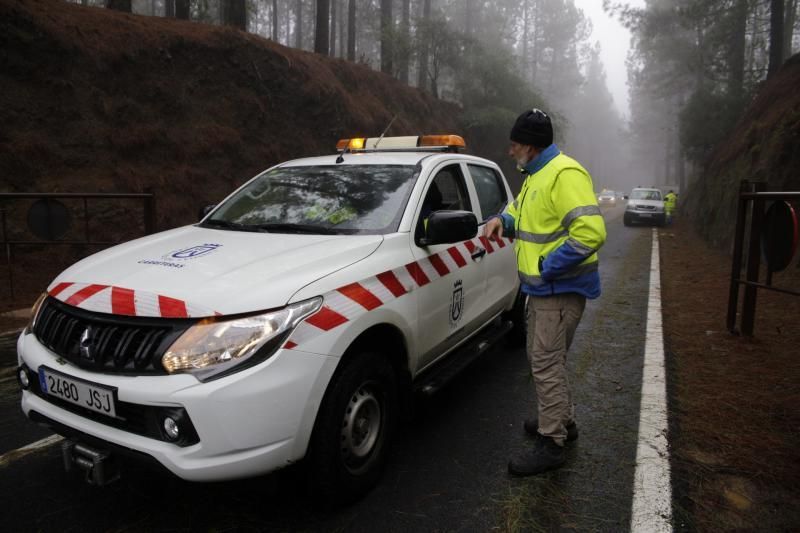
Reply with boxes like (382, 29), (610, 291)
(639, 213), (652, 218)
(38, 366), (117, 418)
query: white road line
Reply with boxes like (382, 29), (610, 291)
(630, 228), (672, 532)
(0, 434), (63, 468)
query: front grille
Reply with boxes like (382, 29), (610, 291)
(33, 297), (193, 375)
(636, 205), (657, 211)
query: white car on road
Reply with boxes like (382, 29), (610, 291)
(624, 187), (666, 226)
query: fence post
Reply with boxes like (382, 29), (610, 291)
(740, 181), (767, 336)
(726, 181), (751, 333)
(144, 190), (156, 235)
(1, 209), (13, 302)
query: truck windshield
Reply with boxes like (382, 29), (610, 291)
(204, 164), (418, 235)
(631, 190), (662, 201)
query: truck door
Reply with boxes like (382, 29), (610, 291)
(465, 163), (518, 320)
(411, 163), (487, 368)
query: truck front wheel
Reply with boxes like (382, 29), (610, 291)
(308, 350), (397, 504)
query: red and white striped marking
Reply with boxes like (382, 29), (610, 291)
(284, 235), (513, 350)
(45, 234), (512, 338)
(47, 282), (217, 318)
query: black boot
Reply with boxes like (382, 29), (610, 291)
(508, 435), (565, 477)
(523, 417), (578, 442)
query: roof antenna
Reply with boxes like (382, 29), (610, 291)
(373, 114), (398, 149)
(335, 144), (348, 164)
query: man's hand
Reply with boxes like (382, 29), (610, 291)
(484, 216), (503, 240)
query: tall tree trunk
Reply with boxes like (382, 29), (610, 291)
(522, 0), (529, 82)
(399, 0), (410, 83)
(295, 0), (304, 49)
(222, 0), (248, 29)
(330, 0), (337, 57)
(784, 0), (798, 60)
(106, 0), (131, 12)
(531, 0), (540, 82)
(347, 0), (356, 61)
(464, 0), (474, 36)
(175, 0), (190, 19)
(165, 0), (174, 17)
(768, 0), (785, 77)
(272, 0), (279, 42)
(315, 0), (330, 54)
(285, 3), (291, 45)
(417, 0), (431, 90)
(338, 0), (345, 57)
(727, 0), (747, 101)
(380, 0), (393, 74)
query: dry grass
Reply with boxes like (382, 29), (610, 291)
(661, 219), (800, 531)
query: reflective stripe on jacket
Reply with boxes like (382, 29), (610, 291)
(500, 145), (606, 299)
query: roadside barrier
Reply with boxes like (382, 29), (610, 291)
(0, 192), (156, 303)
(727, 181), (799, 335)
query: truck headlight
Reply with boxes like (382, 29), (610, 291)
(162, 297), (322, 381)
(25, 292), (48, 334)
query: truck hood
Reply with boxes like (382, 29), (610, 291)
(49, 225), (383, 317)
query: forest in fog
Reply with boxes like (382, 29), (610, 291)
(80, 0), (799, 193)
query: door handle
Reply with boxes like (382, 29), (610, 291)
(471, 248), (486, 260)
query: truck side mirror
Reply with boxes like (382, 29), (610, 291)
(417, 210), (477, 247)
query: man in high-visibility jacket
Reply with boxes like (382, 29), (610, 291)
(485, 109), (606, 476)
(664, 190), (677, 223)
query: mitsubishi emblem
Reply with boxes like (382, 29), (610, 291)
(79, 327), (95, 361)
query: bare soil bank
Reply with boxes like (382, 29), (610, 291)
(0, 0), (461, 308)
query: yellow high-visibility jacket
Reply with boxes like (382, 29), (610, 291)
(665, 192), (677, 213)
(498, 145), (606, 298)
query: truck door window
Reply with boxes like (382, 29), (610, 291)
(427, 165), (472, 213)
(467, 165), (506, 220)
(416, 164), (472, 241)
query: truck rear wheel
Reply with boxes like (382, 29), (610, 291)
(308, 350), (397, 505)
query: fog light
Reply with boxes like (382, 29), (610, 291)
(18, 369), (30, 389)
(163, 417), (180, 440)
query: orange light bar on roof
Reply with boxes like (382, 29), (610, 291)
(419, 135), (466, 148)
(336, 138), (366, 151)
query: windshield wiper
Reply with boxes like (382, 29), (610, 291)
(201, 219), (259, 232)
(253, 223), (340, 235)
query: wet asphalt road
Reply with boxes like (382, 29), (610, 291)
(0, 203), (656, 532)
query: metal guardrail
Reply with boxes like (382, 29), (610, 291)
(726, 181), (800, 336)
(0, 192), (156, 302)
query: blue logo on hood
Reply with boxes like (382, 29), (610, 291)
(170, 243), (222, 259)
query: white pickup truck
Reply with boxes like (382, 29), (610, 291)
(16, 134), (521, 502)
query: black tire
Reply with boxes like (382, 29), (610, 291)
(623, 214), (632, 226)
(308, 350), (397, 505)
(503, 290), (526, 347)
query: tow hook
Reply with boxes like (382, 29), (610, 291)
(61, 439), (120, 486)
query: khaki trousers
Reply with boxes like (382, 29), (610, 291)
(526, 292), (586, 446)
